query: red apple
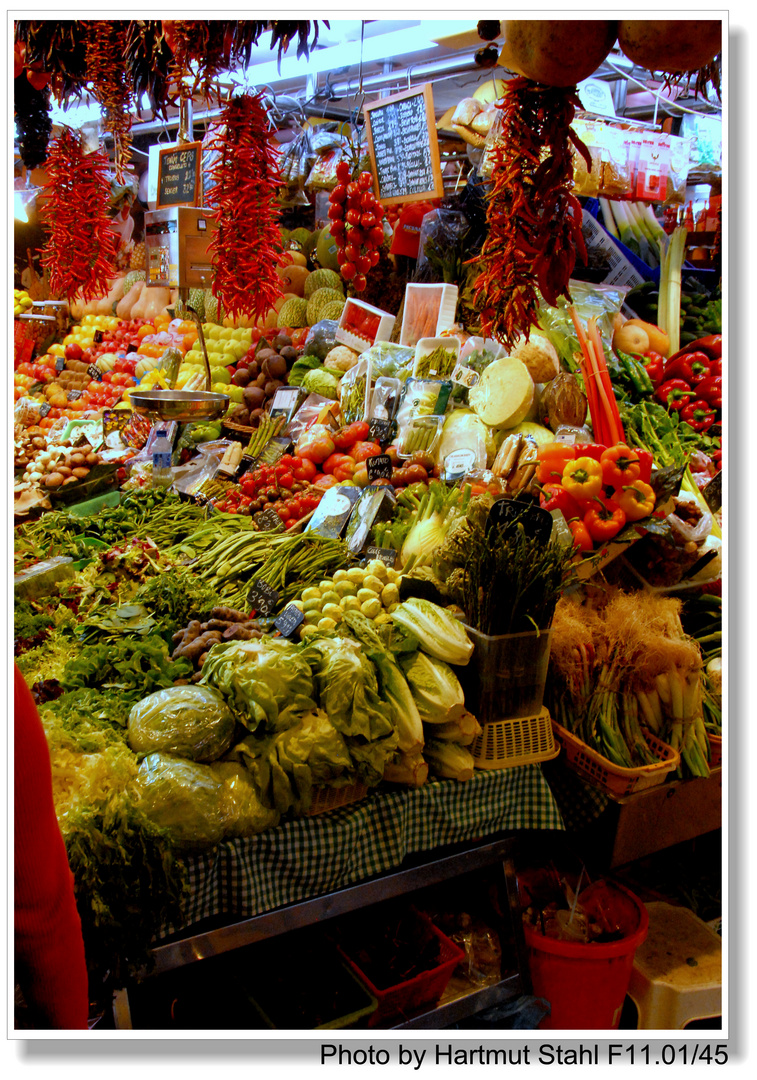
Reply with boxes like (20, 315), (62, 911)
(65, 342), (83, 361)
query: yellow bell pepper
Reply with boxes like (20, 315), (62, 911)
(561, 456), (604, 500)
(611, 480), (656, 522)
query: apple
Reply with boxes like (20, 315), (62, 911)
(65, 342), (83, 360)
(219, 327), (233, 341)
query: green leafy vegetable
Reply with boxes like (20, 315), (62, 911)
(127, 685), (237, 763)
(135, 570), (222, 636)
(131, 752), (229, 849)
(61, 634), (192, 702)
(390, 597), (475, 666)
(401, 651), (466, 725)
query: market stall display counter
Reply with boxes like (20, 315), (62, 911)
(114, 765), (564, 1029)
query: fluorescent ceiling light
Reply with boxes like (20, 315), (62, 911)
(237, 25), (442, 87)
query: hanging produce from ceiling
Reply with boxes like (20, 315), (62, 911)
(84, 20), (134, 182)
(38, 127), (119, 302)
(205, 93), (285, 323)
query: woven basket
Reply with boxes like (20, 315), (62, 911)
(307, 780), (368, 817)
(471, 707), (559, 771)
(222, 420), (256, 445)
(552, 720), (679, 798)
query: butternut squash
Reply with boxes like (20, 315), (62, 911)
(140, 286), (172, 322)
(95, 275), (127, 316)
(117, 279), (146, 320)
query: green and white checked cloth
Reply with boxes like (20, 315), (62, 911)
(160, 765), (564, 938)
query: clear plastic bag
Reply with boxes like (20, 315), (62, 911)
(209, 761), (281, 838)
(126, 685), (237, 763)
(537, 281), (627, 370)
(133, 752), (230, 850)
(339, 356), (372, 424)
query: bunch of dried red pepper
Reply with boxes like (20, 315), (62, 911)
(473, 77), (590, 349)
(206, 93), (284, 323)
(647, 334), (722, 433)
(39, 127), (119, 303)
(84, 20), (134, 182)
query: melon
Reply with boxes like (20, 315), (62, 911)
(304, 268), (343, 299)
(124, 269), (146, 294)
(315, 226), (341, 272)
(320, 300), (346, 322)
(499, 20), (618, 86)
(617, 20), (721, 74)
(188, 287), (206, 321)
(306, 288), (345, 327)
(276, 263), (310, 297)
(278, 297), (309, 329)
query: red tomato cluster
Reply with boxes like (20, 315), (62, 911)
(78, 380), (126, 410)
(217, 456), (324, 525)
(328, 163), (385, 292)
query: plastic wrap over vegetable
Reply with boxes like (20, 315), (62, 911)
(126, 685), (237, 763)
(208, 761), (281, 838)
(199, 637), (316, 733)
(132, 752), (229, 849)
(358, 340), (415, 382)
(401, 651), (466, 726)
(303, 636), (397, 742)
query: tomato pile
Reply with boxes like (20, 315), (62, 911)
(214, 455), (324, 526)
(328, 164), (386, 292)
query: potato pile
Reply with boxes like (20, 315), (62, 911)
(227, 332), (298, 428)
(21, 442), (101, 490)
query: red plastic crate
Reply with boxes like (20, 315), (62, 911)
(336, 908), (465, 1027)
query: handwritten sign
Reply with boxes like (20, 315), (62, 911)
(87, 364), (102, 382)
(157, 142), (202, 209)
(274, 604), (305, 638)
(366, 454), (393, 482)
(486, 498), (553, 545)
(363, 545), (398, 568)
(363, 84), (444, 206)
(247, 579), (280, 616)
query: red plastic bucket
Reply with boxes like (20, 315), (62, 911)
(523, 881), (649, 1030)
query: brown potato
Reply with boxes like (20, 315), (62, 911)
(85, 452), (98, 465)
(44, 473), (65, 488)
(69, 452), (86, 466)
(72, 467), (90, 479)
(62, 476), (78, 485)
(56, 465), (73, 477)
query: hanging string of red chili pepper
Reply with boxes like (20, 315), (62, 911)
(328, 159), (386, 293)
(39, 127), (119, 303)
(205, 93), (284, 323)
(472, 77), (591, 349)
(84, 20), (134, 183)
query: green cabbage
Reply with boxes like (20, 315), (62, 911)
(208, 761), (281, 838)
(199, 637), (316, 733)
(233, 708), (354, 814)
(303, 636), (396, 742)
(132, 752), (229, 849)
(301, 367), (340, 400)
(401, 651), (466, 725)
(127, 685), (236, 762)
(390, 597), (474, 666)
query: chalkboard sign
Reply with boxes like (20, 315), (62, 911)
(363, 545), (398, 569)
(247, 579), (280, 616)
(255, 508), (285, 533)
(87, 364), (102, 382)
(363, 84), (444, 207)
(55, 356), (65, 373)
(367, 417), (395, 446)
(366, 454), (393, 482)
(486, 499), (553, 545)
(157, 142), (202, 209)
(274, 604), (305, 639)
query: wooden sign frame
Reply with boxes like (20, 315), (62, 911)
(156, 141), (203, 209)
(363, 83), (444, 207)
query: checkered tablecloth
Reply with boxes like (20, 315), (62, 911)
(159, 764), (564, 938)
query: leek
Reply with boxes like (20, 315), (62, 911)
(599, 197), (618, 239)
(658, 226), (687, 356)
(639, 202), (668, 263)
(626, 202), (658, 267)
(624, 201), (654, 266)
(608, 200), (641, 257)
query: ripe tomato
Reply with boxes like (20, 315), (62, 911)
(351, 441), (383, 462)
(292, 457), (317, 482)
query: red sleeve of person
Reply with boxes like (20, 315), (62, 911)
(14, 666), (90, 1030)
(390, 201), (435, 259)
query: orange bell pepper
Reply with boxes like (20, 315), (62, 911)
(536, 442), (576, 485)
(600, 443), (641, 488)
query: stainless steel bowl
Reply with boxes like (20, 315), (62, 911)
(128, 389), (230, 423)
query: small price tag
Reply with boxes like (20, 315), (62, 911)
(255, 507), (285, 533)
(257, 437), (294, 466)
(451, 363), (480, 389)
(93, 330), (105, 344)
(235, 453), (258, 481)
(55, 355), (66, 373)
(486, 498), (553, 544)
(274, 604), (305, 638)
(363, 545), (398, 568)
(366, 454), (393, 482)
(268, 386), (303, 422)
(66, 389), (83, 401)
(87, 364), (102, 382)
(367, 417), (395, 446)
(38, 402), (51, 418)
(442, 448), (476, 481)
(128, 342), (140, 354)
(247, 579), (280, 616)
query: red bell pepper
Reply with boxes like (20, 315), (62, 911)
(576, 443), (607, 463)
(680, 400), (717, 432)
(644, 351), (666, 388)
(583, 496), (627, 543)
(695, 375), (722, 410)
(695, 334), (722, 358)
(635, 448), (654, 485)
(656, 378), (696, 411)
(539, 483), (582, 521)
(707, 356), (722, 378)
(662, 351), (711, 385)
(568, 518), (594, 553)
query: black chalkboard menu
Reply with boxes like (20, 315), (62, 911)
(157, 141), (202, 208)
(363, 84), (444, 206)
